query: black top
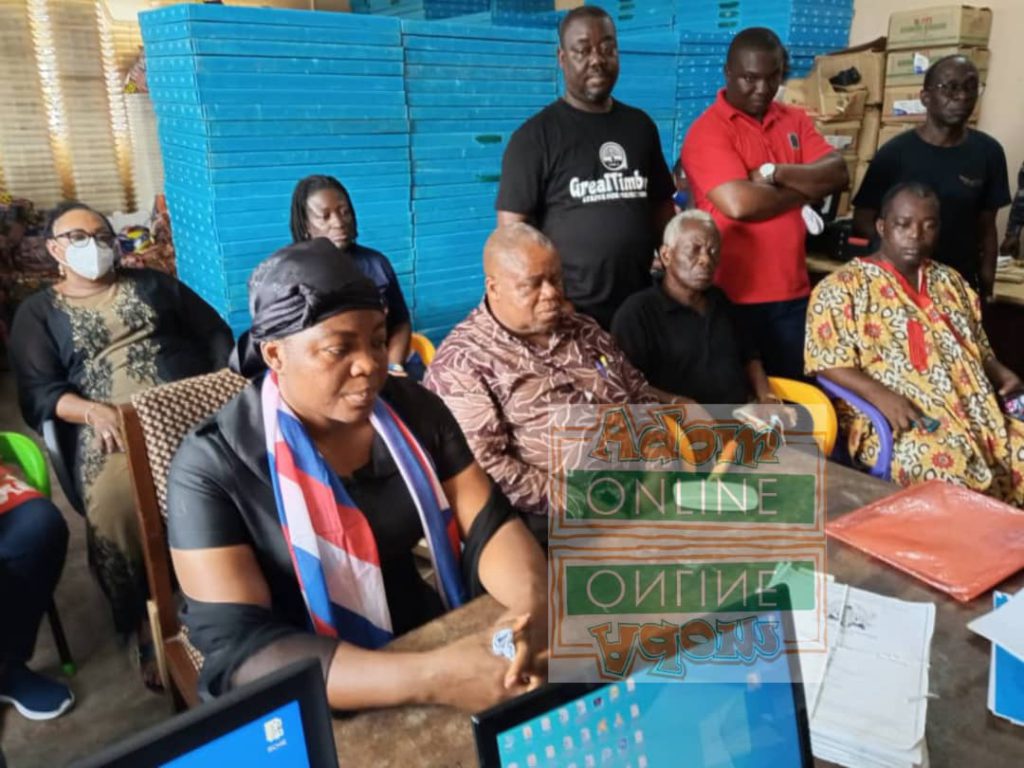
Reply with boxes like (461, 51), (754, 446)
(610, 284), (755, 404)
(853, 129), (1011, 286)
(167, 375), (513, 696)
(9, 267), (233, 433)
(497, 99), (675, 329)
(348, 243), (411, 335)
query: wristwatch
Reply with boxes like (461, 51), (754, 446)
(759, 162), (777, 184)
(388, 362), (406, 375)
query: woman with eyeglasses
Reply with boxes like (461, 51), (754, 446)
(9, 201), (233, 689)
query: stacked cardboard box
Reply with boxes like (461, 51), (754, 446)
(780, 41), (885, 216)
(881, 5), (991, 131)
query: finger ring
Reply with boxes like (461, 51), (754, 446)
(491, 628), (516, 660)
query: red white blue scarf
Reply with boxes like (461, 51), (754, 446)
(261, 373), (465, 648)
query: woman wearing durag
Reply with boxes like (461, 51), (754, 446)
(167, 239), (548, 709)
(9, 201), (233, 688)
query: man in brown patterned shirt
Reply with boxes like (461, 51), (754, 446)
(425, 224), (683, 537)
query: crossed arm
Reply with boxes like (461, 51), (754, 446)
(708, 152), (849, 222)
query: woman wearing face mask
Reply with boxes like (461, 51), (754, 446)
(9, 201), (234, 688)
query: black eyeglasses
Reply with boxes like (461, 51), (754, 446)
(52, 229), (117, 248)
(931, 81), (985, 98)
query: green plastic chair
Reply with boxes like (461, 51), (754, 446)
(0, 431), (76, 676)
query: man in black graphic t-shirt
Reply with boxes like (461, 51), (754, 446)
(496, 6), (675, 329)
(853, 55), (1010, 297)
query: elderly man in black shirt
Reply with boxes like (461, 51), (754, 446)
(611, 210), (782, 409)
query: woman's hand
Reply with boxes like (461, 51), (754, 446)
(426, 626), (534, 713)
(496, 609), (549, 691)
(86, 403), (125, 454)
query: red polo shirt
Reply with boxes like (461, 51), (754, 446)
(681, 91), (834, 305)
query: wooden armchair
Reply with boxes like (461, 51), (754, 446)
(117, 368), (248, 711)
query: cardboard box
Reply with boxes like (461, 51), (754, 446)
(813, 43), (887, 105)
(887, 5), (993, 50)
(842, 153), (858, 190)
(877, 121), (917, 149)
(885, 46), (990, 86)
(781, 74), (867, 122)
(780, 78), (808, 108)
(859, 107), (881, 161)
(815, 120), (862, 154)
(836, 190), (852, 219)
(882, 84), (982, 121)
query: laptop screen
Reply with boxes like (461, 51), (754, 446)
(480, 593), (809, 768)
(162, 700), (311, 768)
(70, 660), (337, 768)
(494, 672), (804, 768)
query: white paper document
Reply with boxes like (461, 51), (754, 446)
(798, 580), (936, 768)
(968, 589), (1024, 664)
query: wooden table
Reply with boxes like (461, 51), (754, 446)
(334, 460), (1024, 767)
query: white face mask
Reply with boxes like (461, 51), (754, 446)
(63, 239), (115, 281)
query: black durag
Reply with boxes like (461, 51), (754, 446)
(230, 238), (383, 377)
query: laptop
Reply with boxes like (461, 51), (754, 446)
(70, 659), (337, 768)
(473, 584), (813, 768)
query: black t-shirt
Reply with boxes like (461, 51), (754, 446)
(854, 129), (1010, 285)
(168, 376), (476, 637)
(610, 284), (754, 404)
(497, 99), (675, 329)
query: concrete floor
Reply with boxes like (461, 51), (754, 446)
(0, 372), (171, 767)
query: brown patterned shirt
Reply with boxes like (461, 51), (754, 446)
(424, 300), (658, 515)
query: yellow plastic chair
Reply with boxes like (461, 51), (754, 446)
(767, 377), (838, 456)
(410, 332), (436, 366)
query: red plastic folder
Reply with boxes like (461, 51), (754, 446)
(826, 481), (1024, 602)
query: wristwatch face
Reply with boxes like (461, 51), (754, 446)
(761, 163), (776, 181)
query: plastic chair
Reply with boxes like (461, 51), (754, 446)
(41, 419), (86, 516)
(410, 332), (436, 366)
(0, 431), (76, 676)
(815, 376), (893, 481)
(767, 377), (838, 457)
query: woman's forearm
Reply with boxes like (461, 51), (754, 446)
(476, 517), (547, 613)
(54, 392), (103, 425)
(325, 643), (434, 710)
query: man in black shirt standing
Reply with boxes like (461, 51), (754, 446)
(496, 6), (675, 329)
(853, 55), (1011, 297)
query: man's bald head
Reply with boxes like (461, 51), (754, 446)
(484, 223), (556, 277)
(483, 223), (565, 341)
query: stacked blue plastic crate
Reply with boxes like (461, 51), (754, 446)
(674, 30), (732, 161)
(492, 0), (564, 29)
(352, 0), (490, 21)
(402, 19), (558, 340)
(586, 0), (676, 34)
(351, 0), (428, 19)
(675, 0), (851, 77)
(615, 32), (679, 167)
(140, 4), (411, 335)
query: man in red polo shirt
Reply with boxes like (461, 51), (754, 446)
(682, 27), (848, 380)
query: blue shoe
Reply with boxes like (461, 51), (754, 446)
(0, 663), (74, 720)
